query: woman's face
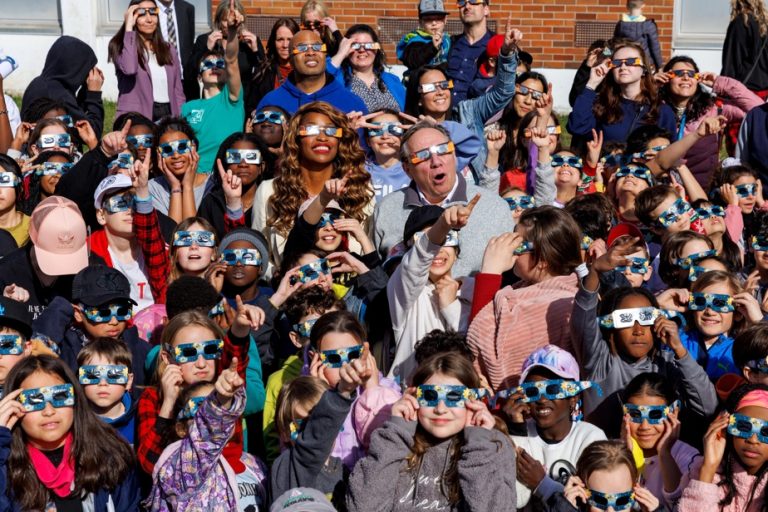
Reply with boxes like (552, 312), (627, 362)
(348, 32), (377, 71)
(668, 61), (699, 100)
(135, 1), (159, 37)
(166, 324), (218, 385)
(175, 222), (216, 276)
(315, 331), (362, 388)
(417, 372), (468, 439)
(613, 294), (655, 360)
(513, 78), (545, 118)
(40, 154), (71, 197)
(611, 47), (645, 86)
(227, 140), (264, 188)
(159, 130), (193, 179)
(298, 112), (340, 167)
(367, 113), (401, 161)
(419, 69), (451, 117)
(275, 26), (294, 62)
(693, 281), (734, 340)
(19, 370), (74, 451)
(733, 175), (758, 214)
(585, 465), (634, 512)
(627, 393), (667, 451)
(731, 405), (768, 475)
(0, 176), (16, 212)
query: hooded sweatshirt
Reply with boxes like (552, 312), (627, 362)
(21, 36), (104, 136)
(256, 72), (368, 115)
(101, 391), (138, 446)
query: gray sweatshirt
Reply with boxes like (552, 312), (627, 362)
(346, 416), (517, 512)
(570, 284), (718, 437)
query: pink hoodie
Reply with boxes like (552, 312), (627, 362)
(678, 457), (768, 512)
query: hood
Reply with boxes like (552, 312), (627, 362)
(281, 73), (344, 101)
(40, 36), (98, 93)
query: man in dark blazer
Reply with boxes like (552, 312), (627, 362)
(157, 0), (198, 101)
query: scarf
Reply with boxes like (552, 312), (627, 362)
(27, 433), (76, 498)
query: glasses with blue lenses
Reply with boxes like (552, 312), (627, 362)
(550, 156), (583, 169)
(199, 58), (225, 73)
(728, 414), (768, 444)
(126, 134), (154, 149)
(688, 265), (713, 282)
(178, 396), (207, 420)
(675, 249), (717, 270)
(656, 198), (693, 228)
(167, 339), (223, 364)
(736, 183), (757, 198)
(614, 165), (652, 184)
(289, 418), (305, 441)
(0, 334), (23, 355)
(320, 345), (365, 368)
(0, 172), (18, 187)
(752, 236), (768, 252)
(226, 149), (262, 165)
(623, 401), (679, 425)
(587, 490), (635, 511)
(253, 110), (286, 125)
(37, 133), (71, 149)
(81, 303), (133, 323)
(415, 384), (487, 408)
(159, 139), (192, 157)
(173, 230), (216, 247)
(208, 298), (226, 318)
(747, 356), (768, 373)
(516, 379), (595, 403)
(18, 383), (75, 412)
(104, 193), (135, 214)
(602, 154), (631, 167)
(318, 212), (341, 228)
(55, 115), (73, 128)
(689, 292), (734, 313)
(109, 153), (134, 171)
(367, 123), (405, 138)
(221, 248), (261, 267)
(292, 318), (318, 338)
(616, 257), (650, 275)
(78, 364), (129, 385)
(514, 240), (534, 255)
(290, 259), (331, 285)
(696, 206), (725, 219)
(505, 195), (535, 211)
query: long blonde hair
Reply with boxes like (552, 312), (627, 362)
(731, 0), (768, 36)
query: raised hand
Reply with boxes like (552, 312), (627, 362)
(697, 115), (728, 137)
(0, 390), (25, 430)
(699, 412), (730, 483)
(207, 30), (224, 50)
(159, 364), (184, 418)
(231, 295), (266, 336)
(485, 129), (506, 155)
(124, 4), (139, 31)
(319, 176), (348, 205)
(327, 251), (370, 275)
(442, 194), (480, 230)
(204, 261), (227, 293)
(500, 15), (523, 56)
(586, 129), (604, 167)
(215, 358), (244, 405)
(225, 0), (244, 34)
(563, 476), (589, 508)
(653, 316), (686, 358)
(75, 119), (99, 150)
(87, 66), (105, 92)
(132, 148), (152, 198)
(480, 232), (522, 274)
(269, 265), (304, 308)
(591, 235), (637, 273)
(101, 119), (132, 157)
(217, 158), (243, 211)
(391, 389), (419, 421)
(3, 284), (30, 303)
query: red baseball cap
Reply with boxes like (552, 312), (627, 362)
(606, 222), (645, 249)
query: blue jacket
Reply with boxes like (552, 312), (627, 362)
(0, 427), (140, 512)
(257, 72), (368, 115)
(567, 87), (677, 144)
(380, 72), (406, 111)
(677, 328), (737, 382)
(101, 392), (137, 446)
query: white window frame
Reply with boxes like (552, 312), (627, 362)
(97, 0), (212, 37)
(0, 0), (62, 35)
(673, 0), (730, 49)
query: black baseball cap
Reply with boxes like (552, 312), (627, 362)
(72, 265), (137, 307)
(0, 296), (33, 338)
(404, 205), (445, 244)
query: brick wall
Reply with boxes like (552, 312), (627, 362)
(213, 0), (674, 69)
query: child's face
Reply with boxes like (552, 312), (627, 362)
(175, 222), (217, 276)
(650, 193), (692, 233)
(40, 154), (71, 196)
(513, 224), (544, 283)
(34, 125), (72, 157)
(166, 324), (219, 385)
(0, 327), (29, 385)
(366, 113), (401, 161)
(288, 311), (324, 350)
(553, 151), (581, 190)
(638, 137), (670, 163)
(756, 247), (768, 272)
(627, 393), (667, 451)
(159, 130), (194, 180)
(614, 166), (650, 198)
(420, 14), (446, 36)
(314, 215), (343, 252)
(743, 365), (768, 385)
(0, 181), (17, 212)
(417, 372), (468, 439)
(97, 193), (135, 238)
(585, 465), (634, 512)
(19, 370), (74, 450)
(223, 240), (262, 289)
(127, 124), (153, 162)
(613, 294), (655, 360)
(731, 405), (768, 474)
(733, 175), (758, 214)
(502, 189), (529, 221)
(675, 238), (712, 286)
(316, 330), (362, 388)
(524, 373), (575, 431)
(698, 203), (726, 237)
(693, 281), (734, 339)
(429, 244), (458, 282)
(74, 304), (129, 340)
(622, 249), (652, 288)
(227, 140), (264, 189)
(296, 254), (334, 291)
(80, 354), (133, 413)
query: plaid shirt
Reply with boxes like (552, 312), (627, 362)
(136, 333), (250, 475)
(133, 209), (169, 304)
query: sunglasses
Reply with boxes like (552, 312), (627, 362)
(292, 43), (327, 54)
(418, 80), (454, 94)
(166, 339), (224, 364)
(689, 265), (714, 282)
(318, 211), (341, 228)
(126, 134), (154, 149)
(0, 334), (23, 355)
(504, 195), (535, 211)
(159, 139), (193, 157)
(290, 259), (332, 285)
(208, 298), (227, 318)
(656, 198), (693, 228)
(409, 141), (455, 164)
(292, 318), (318, 338)
(78, 364), (130, 385)
(177, 396), (206, 420)
(696, 206), (725, 219)
(37, 133), (71, 149)
(253, 110), (286, 125)
(609, 57), (643, 68)
(18, 383), (75, 412)
(367, 122), (405, 138)
(104, 192), (135, 214)
(598, 307), (676, 329)
(298, 124), (342, 138)
(173, 230), (216, 247)
(289, 418), (305, 441)
(747, 356), (768, 373)
(108, 153), (135, 173)
(136, 6), (159, 16)
(457, 0), (484, 6)
(55, 114), (74, 128)
(320, 345), (365, 368)
(221, 248), (262, 267)
(623, 401), (679, 425)
(689, 292), (734, 313)
(581, 235), (594, 251)
(616, 257), (650, 275)
(81, 303), (133, 323)
(415, 384), (488, 407)
(199, 58), (225, 73)
(614, 165), (653, 184)
(752, 236), (768, 252)
(513, 379), (597, 403)
(667, 69), (700, 80)
(412, 229), (460, 248)
(602, 153), (631, 167)
(735, 183), (757, 198)
(728, 413), (768, 444)
(350, 42), (380, 51)
(225, 149), (262, 165)
(550, 155), (583, 169)
(300, 20), (322, 30)
(0, 172), (18, 187)
(675, 249), (717, 270)
(516, 84), (545, 100)
(514, 240), (534, 255)
(587, 490), (635, 511)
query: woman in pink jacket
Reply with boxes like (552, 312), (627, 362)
(108, 0), (186, 121)
(657, 55), (762, 188)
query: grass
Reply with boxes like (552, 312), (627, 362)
(10, 94), (117, 137)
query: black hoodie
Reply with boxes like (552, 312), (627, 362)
(21, 36), (105, 135)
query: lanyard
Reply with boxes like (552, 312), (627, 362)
(676, 111), (687, 141)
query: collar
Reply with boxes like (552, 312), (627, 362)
(622, 13), (646, 21)
(404, 173), (467, 207)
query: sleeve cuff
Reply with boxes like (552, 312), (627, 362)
(135, 199), (154, 215)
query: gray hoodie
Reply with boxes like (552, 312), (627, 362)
(346, 416), (517, 512)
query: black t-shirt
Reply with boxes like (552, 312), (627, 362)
(41, 446), (83, 512)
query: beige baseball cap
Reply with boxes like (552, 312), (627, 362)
(29, 196), (88, 276)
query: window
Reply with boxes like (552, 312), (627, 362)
(0, 0), (61, 34)
(673, 0), (731, 48)
(100, 0), (211, 36)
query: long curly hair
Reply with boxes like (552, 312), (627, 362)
(342, 24), (388, 93)
(659, 56), (714, 124)
(268, 102), (371, 235)
(731, 0), (768, 37)
(593, 39), (661, 126)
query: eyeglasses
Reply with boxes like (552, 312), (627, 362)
(292, 43), (327, 55)
(300, 20), (323, 30)
(0, 172), (18, 187)
(103, 192), (135, 214)
(752, 236), (768, 252)
(412, 229), (460, 248)
(292, 318), (318, 338)
(290, 259), (332, 285)
(320, 345), (365, 368)
(735, 183), (757, 198)
(350, 42), (380, 51)
(367, 123), (405, 138)
(623, 401), (679, 425)
(728, 413), (768, 444)
(513, 379), (598, 403)
(514, 240), (534, 255)
(0, 334), (23, 355)
(418, 80), (453, 94)
(516, 84), (545, 101)
(81, 303), (134, 323)
(289, 418), (305, 441)
(645, 144), (669, 153)
(78, 364), (130, 385)
(609, 57), (644, 68)
(581, 235), (594, 251)
(253, 110), (286, 125)
(37, 133), (71, 149)
(602, 154), (631, 167)
(136, 7), (159, 16)
(226, 149), (262, 165)
(747, 356), (768, 373)
(415, 384), (488, 408)
(166, 339), (224, 364)
(688, 265), (714, 282)
(221, 248), (262, 267)
(667, 69), (700, 80)
(598, 307), (678, 329)
(199, 58), (225, 73)
(126, 134), (154, 149)
(616, 257), (650, 275)
(409, 141), (455, 164)
(550, 155), (583, 169)
(614, 165), (653, 184)
(109, 153), (135, 172)
(696, 206), (725, 219)
(298, 125), (342, 138)
(173, 230), (216, 247)
(587, 490), (635, 511)
(504, 195), (535, 211)
(159, 139), (193, 157)
(318, 211), (341, 228)
(18, 383), (75, 412)
(457, 0), (484, 6)
(177, 396), (206, 420)
(656, 198), (693, 228)
(675, 249), (717, 270)
(689, 292), (734, 313)
(55, 114), (73, 128)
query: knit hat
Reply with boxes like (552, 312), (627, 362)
(29, 196), (88, 276)
(403, 205), (444, 244)
(270, 488), (335, 512)
(219, 227), (269, 273)
(520, 345), (580, 383)
(486, 34), (505, 59)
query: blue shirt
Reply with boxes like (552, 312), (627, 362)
(677, 328), (737, 382)
(446, 31), (493, 103)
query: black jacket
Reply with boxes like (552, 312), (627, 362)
(197, 187), (254, 241)
(722, 14), (768, 91)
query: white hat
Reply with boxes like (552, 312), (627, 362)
(94, 174), (132, 209)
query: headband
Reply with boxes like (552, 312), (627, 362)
(737, 390), (768, 411)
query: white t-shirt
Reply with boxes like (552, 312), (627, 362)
(108, 248), (155, 312)
(147, 50), (170, 103)
(236, 463), (266, 512)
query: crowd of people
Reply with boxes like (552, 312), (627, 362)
(3, 0), (768, 509)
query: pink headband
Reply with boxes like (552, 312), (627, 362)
(737, 390), (768, 411)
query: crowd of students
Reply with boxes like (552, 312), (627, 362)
(4, 0), (768, 509)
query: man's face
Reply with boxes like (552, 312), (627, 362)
(290, 30), (326, 79)
(404, 128), (457, 205)
(459, 0), (488, 25)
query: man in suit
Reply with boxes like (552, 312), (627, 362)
(156, 0), (198, 101)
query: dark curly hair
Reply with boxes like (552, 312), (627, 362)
(283, 286), (346, 325)
(659, 56), (715, 125)
(625, 124), (673, 157)
(414, 329), (475, 365)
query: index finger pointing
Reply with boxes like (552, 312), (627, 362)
(120, 119), (132, 137)
(465, 194), (481, 212)
(229, 357), (238, 372)
(235, 294), (245, 311)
